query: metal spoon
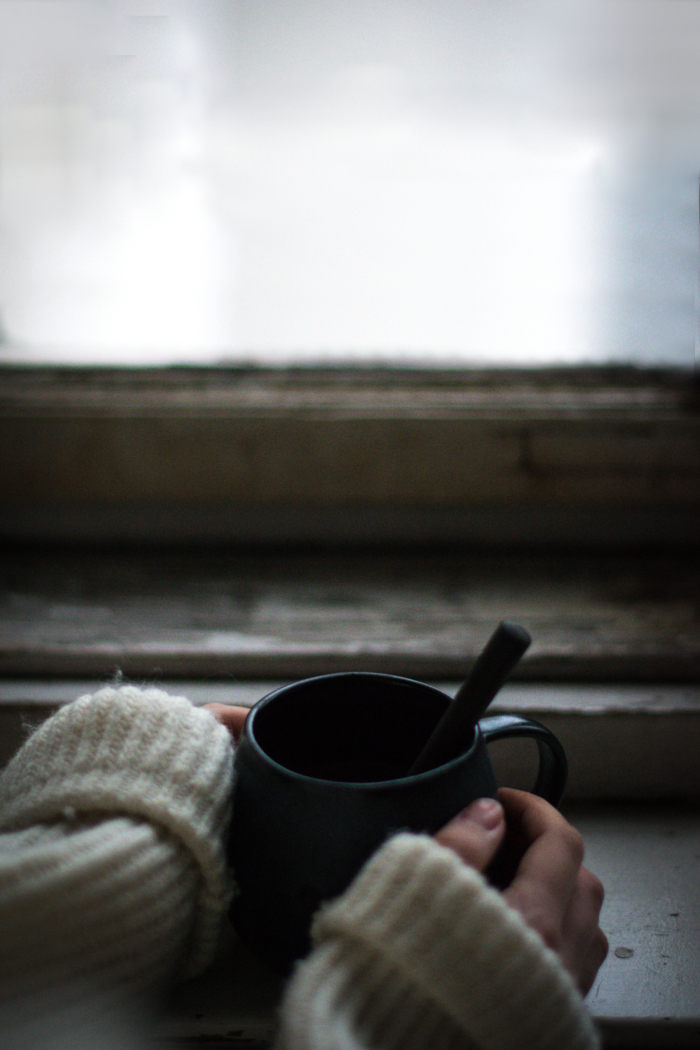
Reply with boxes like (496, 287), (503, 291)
(408, 620), (531, 775)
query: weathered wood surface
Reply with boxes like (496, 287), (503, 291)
(0, 549), (698, 681)
(3, 503), (698, 548)
(1, 366), (698, 507)
(582, 803), (700, 1048)
(2, 364), (695, 414)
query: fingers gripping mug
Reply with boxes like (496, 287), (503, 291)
(228, 672), (567, 975)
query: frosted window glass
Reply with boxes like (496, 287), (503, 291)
(0, 0), (697, 366)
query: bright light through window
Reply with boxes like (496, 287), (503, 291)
(0, 0), (697, 367)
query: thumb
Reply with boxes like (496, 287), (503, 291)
(434, 798), (506, 873)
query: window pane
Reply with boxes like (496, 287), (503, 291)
(0, 0), (697, 366)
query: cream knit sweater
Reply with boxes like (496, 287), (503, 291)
(0, 686), (599, 1050)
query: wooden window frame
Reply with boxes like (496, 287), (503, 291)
(0, 363), (697, 546)
(1, 363), (698, 800)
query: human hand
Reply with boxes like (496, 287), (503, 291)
(204, 704), (249, 743)
(498, 787), (608, 995)
(435, 788), (608, 996)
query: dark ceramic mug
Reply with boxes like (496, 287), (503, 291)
(228, 672), (567, 975)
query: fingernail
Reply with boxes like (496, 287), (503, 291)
(458, 798), (504, 831)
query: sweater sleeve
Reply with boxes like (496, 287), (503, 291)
(0, 685), (235, 1005)
(1, 686), (600, 1050)
(275, 833), (601, 1050)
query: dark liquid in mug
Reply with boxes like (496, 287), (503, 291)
(251, 675), (457, 783)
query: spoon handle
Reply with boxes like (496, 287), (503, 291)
(408, 621), (531, 775)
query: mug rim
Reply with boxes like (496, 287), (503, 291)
(242, 670), (480, 789)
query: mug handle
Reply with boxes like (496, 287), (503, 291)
(478, 713), (568, 808)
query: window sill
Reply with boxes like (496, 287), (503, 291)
(157, 802), (700, 1049)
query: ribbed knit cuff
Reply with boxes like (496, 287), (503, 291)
(308, 834), (600, 1050)
(0, 685), (235, 977)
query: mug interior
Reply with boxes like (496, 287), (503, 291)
(249, 673), (468, 783)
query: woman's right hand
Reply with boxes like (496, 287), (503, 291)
(434, 788), (608, 996)
(499, 787), (608, 996)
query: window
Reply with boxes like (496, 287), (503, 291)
(0, 6), (697, 805)
(0, 0), (698, 367)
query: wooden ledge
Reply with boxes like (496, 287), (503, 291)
(2, 681), (699, 800)
(0, 548), (697, 681)
(1, 364), (696, 415)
